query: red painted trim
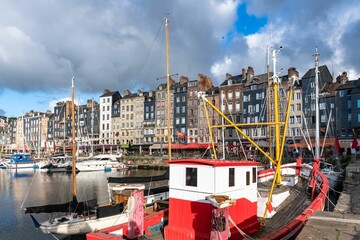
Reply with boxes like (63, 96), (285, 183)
(86, 209), (168, 240)
(259, 171), (328, 240)
(167, 158), (259, 167)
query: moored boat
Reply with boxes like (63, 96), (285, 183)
(76, 154), (127, 172)
(0, 153), (38, 169)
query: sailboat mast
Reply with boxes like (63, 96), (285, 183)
(267, 45), (273, 160)
(71, 77), (77, 200)
(165, 17), (172, 161)
(221, 92), (225, 159)
(314, 47), (320, 159)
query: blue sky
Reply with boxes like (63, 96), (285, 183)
(1, 0), (360, 117)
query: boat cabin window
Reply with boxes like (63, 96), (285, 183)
(246, 171), (250, 186)
(185, 167), (197, 187)
(252, 167), (257, 183)
(229, 168), (235, 187)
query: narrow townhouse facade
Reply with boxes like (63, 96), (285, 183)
(99, 89), (121, 146)
(173, 76), (188, 143)
(53, 101), (71, 153)
(78, 99), (100, 154)
(335, 75), (360, 137)
(155, 80), (175, 147)
(144, 91), (156, 145)
(243, 70), (268, 142)
(23, 111), (49, 155)
(203, 86), (220, 144)
(119, 90), (137, 149)
(111, 99), (121, 146)
(281, 68), (302, 141)
(219, 69), (246, 154)
(187, 79), (199, 143)
(301, 65), (333, 138)
(196, 74), (214, 144)
(133, 90), (146, 151)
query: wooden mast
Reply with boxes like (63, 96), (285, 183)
(71, 77), (77, 200)
(165, 17), (172, 161)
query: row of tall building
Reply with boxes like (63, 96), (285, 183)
(0, 64), (359, 155)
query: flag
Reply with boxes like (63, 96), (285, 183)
(177, 132), (186, 138)
(334, 136), (340, 154)
(267, 202), (274, 213)
(352, 135), (359, 149)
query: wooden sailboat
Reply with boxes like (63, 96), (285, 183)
(25, 77), (169, 235)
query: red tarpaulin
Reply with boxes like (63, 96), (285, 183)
(352, 136), (359, 149)
(163, 143), (213, 150)
(287, 138), (336, 148)
(334, 136), (341, 154)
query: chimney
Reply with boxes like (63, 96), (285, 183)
(180, 76), (189, 85)
(103, 89), (110, 94)
(247, 66), (254, 81)
(288, 67), (299, 78)
(226, 73), (233, 79)
(198, 74), (213, 91)
(336, 72), (348, 84)
(242, 68), (246, 78)
(124, 90), (131, 96)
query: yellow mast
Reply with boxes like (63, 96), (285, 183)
(71, 77), (77, 200)
(165, 17), (172, 161)
(198, 46), (294, 223)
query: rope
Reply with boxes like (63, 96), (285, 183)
(228, 215), (257, 240)
(315, 181), (345, 213)
(21, 169), (39, 209)
(50, 233), (60, 240)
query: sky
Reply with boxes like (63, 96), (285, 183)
(1, 0), (360, 117)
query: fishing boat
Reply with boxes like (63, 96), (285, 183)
(86, 20), (328, 240)
(0, 153), (38, 169)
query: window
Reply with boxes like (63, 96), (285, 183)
(229, 168), (235, 187)
(252, 167), (256, 183)
(186, 168), (197, 187)
(246, 171), (250, 185)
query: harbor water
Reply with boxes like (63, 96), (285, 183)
(0, 168), (165, 240)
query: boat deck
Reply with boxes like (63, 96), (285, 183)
(254, 177), (310, 237)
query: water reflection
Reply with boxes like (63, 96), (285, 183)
(0, 168), (166, 240)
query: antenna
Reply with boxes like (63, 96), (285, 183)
(68, 61), (74, 79)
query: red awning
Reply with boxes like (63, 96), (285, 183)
(163, 143), (214, 150)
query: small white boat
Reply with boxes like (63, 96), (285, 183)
(26, 183), (168, 235)
(1, 153), (38, 169)
(76, 154), (127, 172)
